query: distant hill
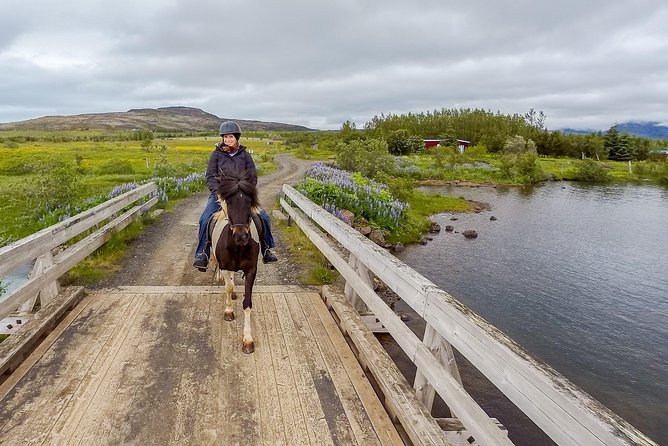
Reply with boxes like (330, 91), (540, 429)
(0, 106), (314, 132)
(562, 121), (668, 139)
(613, 122), (668, 139)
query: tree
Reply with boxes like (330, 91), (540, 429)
(605, 127), (634, 161)
(339, 120), (360, 143)
(385, 129), (412, 155)
(503, 135), (537, 154)
(336, 138), (395, 178)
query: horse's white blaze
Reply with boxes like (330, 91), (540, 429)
(243, 308), (253, 343)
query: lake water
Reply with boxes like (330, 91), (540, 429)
(1, 263), (31, 300)
(396, 182), (667, 444)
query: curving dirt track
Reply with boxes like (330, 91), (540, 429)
(92, 153), (316, 290)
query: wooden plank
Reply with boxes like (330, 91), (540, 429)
(70, 292), (163, 445)
(108, 285), (316, 294)
(415, 324), (462, 412)
(0, 196), (157, 318)
(234, 298), (261, 445)
(306, 291), (403, 446)
(0, 182), (157, 277)
(273, 292), (335, 445)
(283, 185), (657, 446)
(19, 251), (59, 312)
(286, 291), (359, 445)
(436, 418), (508, 446)
(0, 291), (140, 442)
(321, 286), (451, 446)
(282, 196), (512, 446)
(0, 286), (85, 377)
(252, 292), (288, 445)
(41, 293), (148, 444)
(0, 291), (95, 400)
(263, 292), (312, 445)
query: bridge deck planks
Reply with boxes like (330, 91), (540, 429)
(0, 286), (402, 446)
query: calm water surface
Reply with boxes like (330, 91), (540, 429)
(397, 182), (667, 444)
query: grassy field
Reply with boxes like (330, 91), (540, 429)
(0, 133), (286, 244)
(396, 152), (668, 185)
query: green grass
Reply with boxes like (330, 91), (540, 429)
(0, 132), (285, 243)
(61, 215), (155, 285)
(277, 220), (338, 285)
(388, 190), (471, 244)
(289, 146), (336, 161)
(0, 334), (8, 343)
(397, 153), (668, 186)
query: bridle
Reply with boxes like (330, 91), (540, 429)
(226, 190), (252, 230)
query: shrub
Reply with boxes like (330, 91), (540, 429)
(297, 163), (408, 230)
(336, 138), (395, 178)
(575, 159), (610, 182)
(21, 160), (80, 212)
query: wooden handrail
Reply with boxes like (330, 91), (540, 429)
(0, 182), (157, 277)
(0, 184), (158, 319)
(281, 183), (657, 446)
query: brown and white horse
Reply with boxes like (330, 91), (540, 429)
(210, 170), (261, 354)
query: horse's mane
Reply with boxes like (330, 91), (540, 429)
(217, 169), (260, 209)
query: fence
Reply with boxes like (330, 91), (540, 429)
(280, 183), (655, 446)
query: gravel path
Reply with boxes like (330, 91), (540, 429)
(92, 153), (316, 289)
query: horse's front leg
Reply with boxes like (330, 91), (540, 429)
(222, 270), (236, 321)
(241, 268), (257, 354)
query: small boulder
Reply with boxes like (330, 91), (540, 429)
(419, 236), (428, 245)
(490, 216), (497, 221)
(426, 236), (433, 241)
(463, 230), (478, 239)
(445, 225), (454, 232)
(358, 225), (372, 236)
(340, 209), (355, 224)
(429, 222), (441, 233)
(450, 217), (458, 221)
(369, 229), (386, 246)
(392, 242), (405, 253)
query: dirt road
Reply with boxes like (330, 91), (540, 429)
(94, 153), (316, 289)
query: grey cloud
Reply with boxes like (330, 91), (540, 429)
(0, 0), (666, 130)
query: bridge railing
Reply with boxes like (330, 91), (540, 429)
(281, 183), (656, 446)
(0, 182), (158, 320)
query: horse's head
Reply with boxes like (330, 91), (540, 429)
(217, 170), (260, 247)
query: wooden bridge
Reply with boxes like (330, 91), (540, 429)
(0, 183), (658, 445)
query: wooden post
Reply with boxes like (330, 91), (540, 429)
(414, 323), (463, 412)
(19, 252), (60, 312)
(344, 253), (370, 313)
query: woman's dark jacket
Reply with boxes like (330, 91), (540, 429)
(205, 144), (257, 194)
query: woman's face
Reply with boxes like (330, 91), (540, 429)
(223, 134), (238, 146)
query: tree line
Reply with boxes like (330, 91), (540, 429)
(353, 108), (665, 161)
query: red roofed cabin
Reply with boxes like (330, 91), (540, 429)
(423, 139), (471, 153)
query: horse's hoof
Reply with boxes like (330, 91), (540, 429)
(224, 311), (235, 321)
(242, 341), (255, 354)
(231, 291), (238, 300)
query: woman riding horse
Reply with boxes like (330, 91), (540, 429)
(211, 169), (261, 353)
(194, 120), (278, 271)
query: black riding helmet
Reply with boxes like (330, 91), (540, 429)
(219, 120), (241, 141)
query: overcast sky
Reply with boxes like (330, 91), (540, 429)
(1, 0), (666, 130)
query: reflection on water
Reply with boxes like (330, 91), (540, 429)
(397, 182), (668, 444)
(1, 263), (31, 301)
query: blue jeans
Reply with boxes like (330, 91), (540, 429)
(195, 194), (275, 258)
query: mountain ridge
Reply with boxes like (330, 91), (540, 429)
(562, 121), (668, 139)
(0, 106), (314, 132)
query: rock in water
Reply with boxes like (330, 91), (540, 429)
(445, 225), (454, 232)
(463, 230), (478, 239)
